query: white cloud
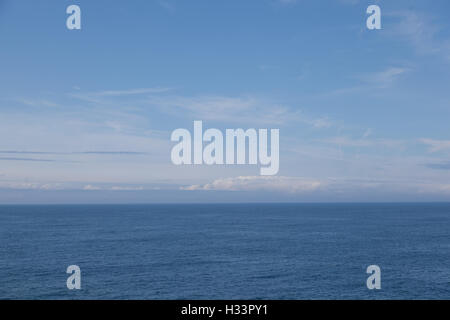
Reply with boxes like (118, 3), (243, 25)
(420, 138), (450, 153)
(0, 182), (63, 190)
(180, 175), (450, 197)
(181, 176), (323, 193)
(83, 185), (102, 191)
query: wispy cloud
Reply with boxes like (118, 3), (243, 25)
(358, 67), (409, 88)
(338, 0), (359, 4)
(0, 151), (59, 155)
(158, 0), (175, 12)
(322, 136), (405, 148)
(0, 182), (153, 191)
(420, 138), (450, 153)
(362, 128), (373, 139)
(323, 66), (410, 97)
(79, 151), (148, 155)
(68, 87), (172, 107)
(278, 0), (297, 5)
(25, 87), (333, 130)
(146, 94), (331, 127)
(386, 10), (450, 60)
(95, 87), (172, 97)
(67, 88), (330, 128)
(0, 182), (63, 190)
(147, 95), (289, 124)
(83, 185), (147, 191)
(16, 99), (60, 108)
(425, 161), (450, 170)
(0, 157), (55, 162)
(388, 11), (439, 54)
(0, 150), (148, 156)
(110, 186), (146, 191)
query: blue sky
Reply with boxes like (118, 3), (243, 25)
(1, 0), (450, 203)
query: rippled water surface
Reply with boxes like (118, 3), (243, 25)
(1, 203), (449, 299)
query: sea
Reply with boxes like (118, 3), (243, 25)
(0, 203), (449, 300)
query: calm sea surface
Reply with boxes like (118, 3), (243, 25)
(0, 203), (449, 299)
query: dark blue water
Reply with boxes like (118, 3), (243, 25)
(0, 203), (449, 299)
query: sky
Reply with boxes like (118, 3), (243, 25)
(0, 0), (450, 203)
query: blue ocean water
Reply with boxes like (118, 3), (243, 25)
(0, 203), (449, 300)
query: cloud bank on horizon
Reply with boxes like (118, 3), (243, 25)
(0, 0), (450, 203)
